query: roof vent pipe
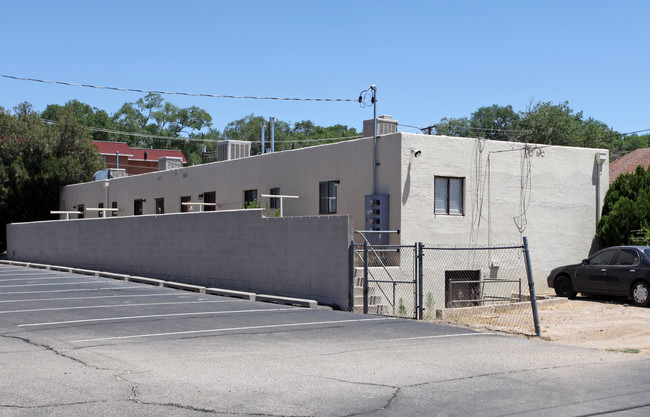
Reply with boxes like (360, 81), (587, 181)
(270, 117), (275, 153)
(261, 121), (266, 155)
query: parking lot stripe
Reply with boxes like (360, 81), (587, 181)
(0, 293), (192, 303)
(18, 307), (303, 327)
(0, 281), (103, 288)
(0, 286), (148, 295)
(70, 317), (396, 343)
(0, 299), (237, 314)
(384, 333), (492, 342)
(0, 276), (89, 282)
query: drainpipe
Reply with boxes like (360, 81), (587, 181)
(116, 151), (119, 169)
(595, 151), (607, 232)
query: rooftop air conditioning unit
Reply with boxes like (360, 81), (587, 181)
(217, 140), (251, 161)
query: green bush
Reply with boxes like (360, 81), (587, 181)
(597, 166), (650, 247)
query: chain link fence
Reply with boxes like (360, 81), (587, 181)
(421, 243), (537, 336)
(353, 239), (540, 336)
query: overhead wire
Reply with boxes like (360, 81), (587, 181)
(0, 74), (358, 102)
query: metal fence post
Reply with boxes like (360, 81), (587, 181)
(523, 236), (541, 337)
(417, 242), (424, 319)
(363, 240), (369, 315)
(348, 241), (355, 312)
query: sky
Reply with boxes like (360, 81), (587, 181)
(1, 0), (649, 136)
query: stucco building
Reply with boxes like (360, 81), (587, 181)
(58, 121), (609, 292)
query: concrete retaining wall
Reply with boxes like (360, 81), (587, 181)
(7, 210), (352, 309)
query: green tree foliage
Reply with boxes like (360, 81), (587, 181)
(222, 114), (358, 155)
(42, 100), (116, 141)
(0, 104), (104, 251)
(597, 165), (650, 248)
(434, 101), (623, 152)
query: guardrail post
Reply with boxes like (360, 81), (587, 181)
(363, 240), (369, 315)
(523, 236), (541, 337)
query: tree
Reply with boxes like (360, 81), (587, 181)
(597, 165), (650, 248)
(469, 104), (521, 141)
(0, 104), (103, 251)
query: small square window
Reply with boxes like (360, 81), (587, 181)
(180, 196), (191, 212)
(434, 177), (464, 215)
(244, 189), (258, 208)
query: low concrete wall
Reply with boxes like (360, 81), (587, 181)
(7, 210), (352, 309)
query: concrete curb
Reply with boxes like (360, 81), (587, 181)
(50, 265), (72, 272)
(98, 272), (129, 280)
(71, 268), (99, 276)
(256, 294), (318, 308)
(206, 287), (256, 300)
(0, 262), (318, 308)
(127, 275), (165, 286)
(163, 281), (206, 293)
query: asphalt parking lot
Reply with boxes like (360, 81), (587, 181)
(1, 263), (650, 417)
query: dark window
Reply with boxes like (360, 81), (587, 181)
(434, 177), (464, 215)
(269, 187), (280, 209)
(180, 196), (191, 212)
(98, 202), (104, 217)
(244, 189), (258, 207)
(134, 199), (144, 216)
(319, 181), (337, 214)
(77, 204), (85, 219)
(612, 249), (639, 266)
(112, 201), (118, 216)
(587, 249), (618, 266)
(155, 198), (165, 214)
(203, 191), (216, 211)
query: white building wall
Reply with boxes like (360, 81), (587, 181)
(59, 132), (608, 293)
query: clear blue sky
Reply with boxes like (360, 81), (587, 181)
(2, 0), (648, 135)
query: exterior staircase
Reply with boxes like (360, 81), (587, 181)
(352, 267), (392, 315)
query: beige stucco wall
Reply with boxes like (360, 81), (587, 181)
(398, 133), (609, 293)
(59, 132), (608, 293)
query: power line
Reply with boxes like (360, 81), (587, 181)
(42, 118), (362, 145)
(0, 74), (358, 102)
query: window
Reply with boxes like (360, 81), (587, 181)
(77, 204), (85, 219)
(269, 187), (280, 209)
(112, 201), (118, 216)
(203, 191), (216, 211)
(613, 249), (639, 266)
(319, 181), (338, 214)
(244, 189), (258, 207)
(434, 177), (463, 215)
(587, 249), (618, 266)
(180, 196), (191, 212)
(134, 199), (144, 216)
(155, 198), (165, 214)
(98, 202), (104, 217)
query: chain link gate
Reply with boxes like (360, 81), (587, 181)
(351, 236), (541, 336)
(352, 235), (420, 319)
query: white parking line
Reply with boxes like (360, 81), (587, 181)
(0, 293), (194, 303)
(0, 281), (102, 288)
(0, 286), (148, 295)
(70, 317), (396, 343)
(0, 300), (235, 314)
(19, 307), (302, 327)
(0, 276), (85, 283)
(0, 274), (62, 281)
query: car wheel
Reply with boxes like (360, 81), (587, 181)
(554, 275), (577, 299)
(631, 280), (650, 307)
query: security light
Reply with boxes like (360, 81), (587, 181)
(411, 148), (422, 158)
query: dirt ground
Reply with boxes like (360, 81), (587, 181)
(537, 295), (650, 356)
